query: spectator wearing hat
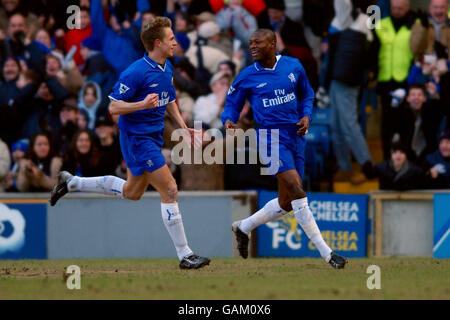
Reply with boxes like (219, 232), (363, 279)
(173, 32), (191, 64)
(257, 0), (308, 47)
(0, 137), (11, 192)
(422, 129), (450, 189)
(183, 11), (216, 46)
(80, 35), (117, 99)
(78, 81), (108, 131)
(48, 97), (80, 157)
(94, 116), (122, 176)
(3, 138), (28, 192)
(201, 20), (236, 58)
(193, 71), (231, 130)
(186, 21), (233, 77)
(362, 142), (426, 190)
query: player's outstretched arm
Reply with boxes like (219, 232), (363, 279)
(166, 101), (202, 148)
(166, 101), (188, 129)
(109, 94), (159, 116)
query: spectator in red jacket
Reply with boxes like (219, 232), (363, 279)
(63, 6), (92, 67)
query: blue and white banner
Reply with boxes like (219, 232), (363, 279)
(0, 202), (47, 259)
(257, 191), (369, 258)
(433, 194), (450, 258)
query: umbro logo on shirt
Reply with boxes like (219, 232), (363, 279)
(149, 83), (159, 88)
(227, 86), (235, 95)
(256, 82), (267, 88)
(119, 83), (130, 94)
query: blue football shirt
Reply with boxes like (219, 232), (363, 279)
(221, 55), (314, 128)
(109, 55), (176, 135)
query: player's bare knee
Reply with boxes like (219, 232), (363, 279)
(123, 189), (143, 201)
(285, 182), (305, 201)
(279, 199), (292, 212)
(125, 194), (141, 201)
(166, 183), (178, 202)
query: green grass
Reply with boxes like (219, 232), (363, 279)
(0, 257), (449, 299)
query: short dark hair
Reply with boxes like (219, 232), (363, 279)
(265, 0), (285, 10)
(219, 60), (236, 77)
(390, 141), (408, 155)
(252, 28), (276, 44)
(407, 84), (426, 96)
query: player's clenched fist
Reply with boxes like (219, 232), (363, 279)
(141, 93), (159, 109)
(224, 120), (239, 130)
(296, 116), (310, 136)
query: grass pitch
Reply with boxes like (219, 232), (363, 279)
(0, 257), (448, 300)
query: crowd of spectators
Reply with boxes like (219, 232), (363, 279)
(0, 0), (449, 192)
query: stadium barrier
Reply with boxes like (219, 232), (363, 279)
(369, 191), (450, 258)
(1, 190), (449, 259)
(256, 190), (369, 258)
(0, 191), (257, 259)
(256, 190), (449, 258)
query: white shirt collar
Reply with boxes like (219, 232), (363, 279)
(144, 55), (166, 72)
(254, 55), (281, 71)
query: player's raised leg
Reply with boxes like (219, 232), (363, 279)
(278, 169), (348, 269)
(49, 167), (151, 206)
(232, 197), (287, 259)
(49, 172), (126, 205)
(145, 164), (210, 269)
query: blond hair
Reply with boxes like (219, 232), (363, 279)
(140, 16), (172, 51)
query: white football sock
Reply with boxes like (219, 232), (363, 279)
(67, 175), (125, 198)
(239, 198), (287, 235)
(292, 197), (332, 262)
(161, 202), (193, 260)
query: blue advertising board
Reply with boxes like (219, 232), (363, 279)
(257, 191), (368, 258)
(0, 201), (47, 259)
(433, 194), (450, 258)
